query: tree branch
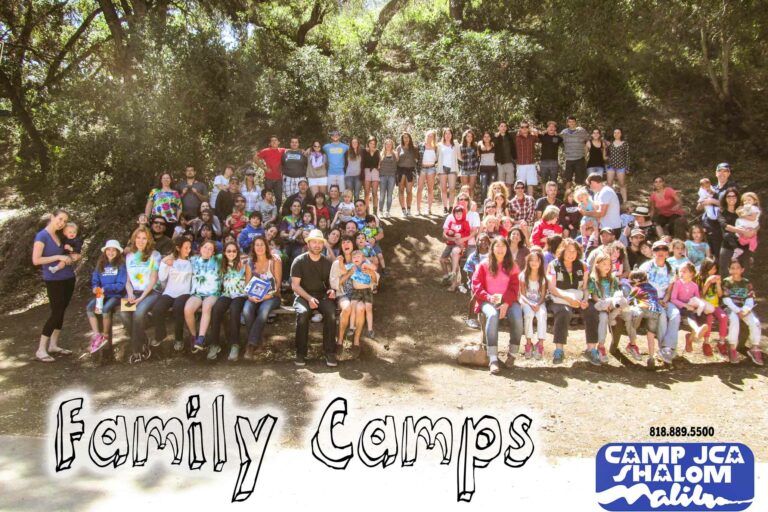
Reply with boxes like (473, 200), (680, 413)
(43, 36), (114, 89)
(296, 0), (327, 46)
(0, 67), (50, 173)
(699, 26), (724, 100)
(43, 8), (102, 89)
(364, 0), (408, 55)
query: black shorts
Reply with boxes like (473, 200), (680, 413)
(396, 166), (416, 183)
(350, 288), (374, 304)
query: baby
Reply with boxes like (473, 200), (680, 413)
(733, 192), (760, 259)
(574, 186), (594, 223)
(697, 178), (718, 221)
(50, 222), (82, 274)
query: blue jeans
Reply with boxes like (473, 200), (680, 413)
(243, 296), (281, 346)
(480, 302), (523, 353)
(658, 302), (681, 350)
(86, 296), (121, 318)
(120, 291), (160, 354)
(379, 175), (396, 212)
(345, 176), (362, 200)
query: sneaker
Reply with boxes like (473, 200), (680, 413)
(657, 347), (674, 365)
(597, 344), (608, 363)
(228, 345), (239, 361)
(149, 335), (161, 348)
(747, 349), (764, 366)
(350, 345), (361, 360)
(685, 333), (693, 352)
(457, 284), (468, 294)
(465, 318), (481, 330)
(311, 313), (323, 323)
(524, 342), (533, 359)
(89, 333), (101, 352)
(646, 356), (656, 369)
(294, 354), (306, 367)
(243, 345), (255, 361)
(626, 343), (642, 361)
(141, 345), (152, 361)
(335, 344), (344, 358)
(207, 344), (221, 361)
(366, 330), (375, 340)
(192, 335), (205, 353)
(552, 348), (564, 364)
(441, 273), (454, 285)
(702, 342), (714, 357)
(325, 353), (338, 367)
(534, 341), (544, 360)
(729, 348), (739, 364)
(716, 342), (728, 356)
(173, 339), (184, 352)
(129, 353), (142, 365)
(489, 360), (500, 375)
(589, 348), (602, 366)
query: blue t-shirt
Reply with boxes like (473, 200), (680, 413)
(345, 262), (372, 286)
(323, 143), (349, 175)
(35, 229), (76, 281)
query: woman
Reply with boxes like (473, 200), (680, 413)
(191, 208), (221, 239)
(332, 235), (367, 358)
(396, 132), (418, 216)
(717, 187), (751, 275)
(585, 128), (606, 176)
(458, 129), (480, 200)
(324, 227), (342, 261)
(184, 240), (222, 352)
(436, 127), (460, 214)
(242, 236), (282, 360)
(546, 238), (594, 365)
(208, 242), (251, 361)
(508, 227), (530, 271)
(306, 140), (328, 196)
(606, 128), (630, 202)
(478, 131), (496, 202)
(471, 236), (523, 374)
(121, 226), (161, 364)
(378, 138), (398, 218)
(31, 209), (80, 362)
(327, 185), (342, 222)
(362, 136), (381, 214)
(416, 129), (438, 216)
(151, 237), (193, 351)
(345, 137), (363, 200)
(145, 173), (182, 238)
(240, 171), (262, 216)
(193, 224), (221, 254)
(649, 177), (687, 239)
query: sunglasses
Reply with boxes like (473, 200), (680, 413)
(152, 221), (166, 226)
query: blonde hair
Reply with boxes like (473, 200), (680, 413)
(574, 186), (590, 202)
(542, 205), (559, 222)
(64, 222), (79, 234)
(487, 181), (509, 201)
(739, 192), (760, 209)
(342, 189), (354, 201)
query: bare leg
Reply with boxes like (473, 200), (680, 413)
(364, 180), (371, 211)
(416, 174), (425, 213)
(405, 178), (413, 211)
(365, 302), (374, 331)
(353, 302), (366, 345)
(184, 297), (202, 337)
(371, 182), (379, 214)
(616, 172), (627, 203)
(198, 296), (217, 337)
(426, 174), (436, 213)
(398, 176), (407, 210)
(440, 174), (448, 209)
(448, 173), (457, 207)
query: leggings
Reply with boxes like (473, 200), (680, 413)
(209, 296), (248, 348)
(43, 278), (76, 337)
(704, 307), (728, 340)
(152, 294), (190, 341)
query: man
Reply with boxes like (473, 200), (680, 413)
(560, 116), (589, 187)
(537, 121), (562, 194)
(344, 220), (359, 237)
(586, 229), (629, 271)
(581, 173), (622, 238)
(323, 130), (349, 191)
(291, 229), (338, 367)
(534, 181), (562, 220)
(215, 176), (240, 223)
(508, 180), (535, 228)
(281, 137), (308, 199)
(493, 121), (517, 189)
(514, 121), (539, 196)
(149, 216), (174, 256)
(626, 228), (649, 270)
(280, 178), (311, 217)
(639, 240), (680, 364)
(254, 135), (287, 206)
(697, 162), (738, 257)
(176, 165), (208, 217)
(351, 199), (370, 231)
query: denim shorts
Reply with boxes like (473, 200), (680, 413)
(438, 165), (455, 175)
(606, 167), (627, 174)
(586, 166), (605, 176)
(419, 165), (437, 176)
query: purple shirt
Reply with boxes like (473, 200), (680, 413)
(34, 229), (75, 281)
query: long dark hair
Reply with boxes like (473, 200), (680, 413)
(720, 187), (740, 212)
(172, 237), (192, 260)
(249, 235), (273, 264)
(348, 137), (361, 159)
(488, 236), (514, 276)
(400, 132), (418, 159)
(220, 242), (244, 275)
(522, 251), (547, 292)
(96, 246), (124, 273)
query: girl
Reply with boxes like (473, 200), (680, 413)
(240, 171), (262, 216)
(458, 129), (479, 198)
(542, 234), (562, 271)
(666, 239), (690, 273)
(208, 242), (251, 361)
(184, 240), (222, 353)
(499, 216), (514, 239)
(242, 236), (282, 359)
(323, 228), (342, 260)
(152, 237), (193, 352)
(436, 127), (461, 214)
(317, 216), (330, 234)
(482, 215), (500, 237)
(670, 262), (709, 352)
(345, 137), (363, 200)
(588, 253), (627, 362)
(558, 189), (582, 239)
(606, 128), (630, 202)
(493, 192), (510, 218)
(441, 205), (471, 292)
(585, 128), (606, 176)
(685, 225), (711, 270)
(210, 165), (234, 208)
(86, 240), (126, 354)
(362, 136), (381, 214)
(378, 138), (397, 217)
(477, 131), (496, 203)
(573, 186), (594, 217)
(732, 191), (760, 260)
(416, 130), (438, 216)
(519, 251), (548, 360)
(696, 258), (728, 357)
(306, 140), (328, 196)
(508, 227), (530, 271)
(332, 189), (356, 226)
(396, 132), (418, 216)
(310, 191), (331, 222)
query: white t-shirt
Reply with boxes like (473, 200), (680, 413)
(595, 185), (621, 229)
(210, 175), (230, 207)
(422, 148), (436, 166)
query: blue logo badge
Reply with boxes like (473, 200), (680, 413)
(596, 443), (754, 511)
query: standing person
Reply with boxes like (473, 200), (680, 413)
(378, 138), (398, 218)
(535, 181), (562, 220)
(242, 236), (282, 360)
(581, 173), (622, 238)
(560, 116), (589, 188)
(210, 165), (234, 209)
(515, 121), (539, 196)
(281, 136), (308, 200)
(31, 209), (80, 362)
(86, 240), (126, 354)
(175, 165), (209, 218)
(472, 236), (523, 374)
(254, 135), (287, 206)
(494, 121), (517, 192)
(345, 137), (364, 200)
(362, 136), (381, 215)
(290, 230), (338, 367)
(649, 177), (687, 239)
(477, 131), (497, 202)
(306, 140), (328, 196)
(519, 251), (548, 360)
(537, 121), (562, 196)
(606, 128), (630, 202)
(146, 172), (182, 238)
(151, 238), (192, 352)
(121, 227), (161, 364)
(436, 127), (461, 214)
(639, 240), (681, 364)
(416, 130), (438, 216)
(585, 128), (607, 176)
(208, 242), (251, 361)
(697, 163), (737, 257)
(185, 240), (222, 353)
(323, 130), (349, 192)
(396, 132), (418, 216)
(458, 129), (480, 199)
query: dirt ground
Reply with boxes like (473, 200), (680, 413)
(1, 205), (767, 460)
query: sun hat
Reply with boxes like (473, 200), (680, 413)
(101, 240), (124, 253)
(305, 229), (326, 243)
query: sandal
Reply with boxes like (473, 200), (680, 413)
(49, 347), (73, 356)
(34, 354), (56, 363)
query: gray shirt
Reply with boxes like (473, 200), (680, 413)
(379, 154), (397, 177)
(396, 146), (417, 168)
(176, 180), (209, 217)
(559, 127), (589, 161)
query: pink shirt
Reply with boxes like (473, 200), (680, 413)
(485, 269), (512, 296)
(670, 279), (700, 309)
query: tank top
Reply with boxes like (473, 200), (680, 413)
(396, 146), (416, 168)
(379, 154), (397, 177)
(249, 257), (276, 295)
(479, 145), (496, 166)
(346, 156), (362, 177)
(551, 259), (585, 290)
(587, 141), (605, 167)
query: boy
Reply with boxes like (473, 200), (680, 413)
(362, 215), (386, 271)
(238, 211), (265, 252)
(626, 270), (662, 368)
(50, 222), (82, 274)
(256, 188), (278, 226)
(722, 259), (763, 365)
(342, 250), (378, 352)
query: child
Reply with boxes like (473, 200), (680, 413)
(499, 216), (514, 238)
(226, 207), (247, 240)
(684, 225), (711, 271)
(722, 259), (763, 365)
(440, 206), (470, 291)
(670, 262), (709, 353)
(317, 216), (330, 234)
(238, 212), (265, 253)
(463, 233), (490, 329)
(137, 213), (149, 228)
(362, 214), (386, 272)
(558, 189), (582, 238)
(86, 240), (127, 354)
(255, 189), (278, 226)
(588, 253), (628, 362)
(697, 178), (716, 221)
(333, 189), (357, 226)
(50, 222), (83, 274)
(519, 251), (548, 360)
(574, 186), (594, 218)
(732, 192), (760, 259)
(666, 238), (690, 273)
(310, 192), (331, 222)
(294, 210), (316, 245)
(341, 250), (378, 345)
(542, 234), (562, 270)
(530, 205), (564, 248)
(626, 270), (662, 368)
(695, 258), (728, 357)
(173, 213), (192, 240)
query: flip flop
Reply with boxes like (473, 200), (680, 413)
(34, 355), (56, 363)
(49, 348), (73, 356)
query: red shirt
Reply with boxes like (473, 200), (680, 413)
(256, 147), (287, 180)
(445, 216), (471, 247)
(530, 220), (564, 248)
(515, 132), (538, 165)
(649, 187), (684, 217)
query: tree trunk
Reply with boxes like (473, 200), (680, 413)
(449, 0), (463, 25)
(0, 70), (50, 174)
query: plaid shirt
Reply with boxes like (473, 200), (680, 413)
(459, 145), (480, 174)
(509, 194), (536, 224)
(515, 133), (538, 165)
